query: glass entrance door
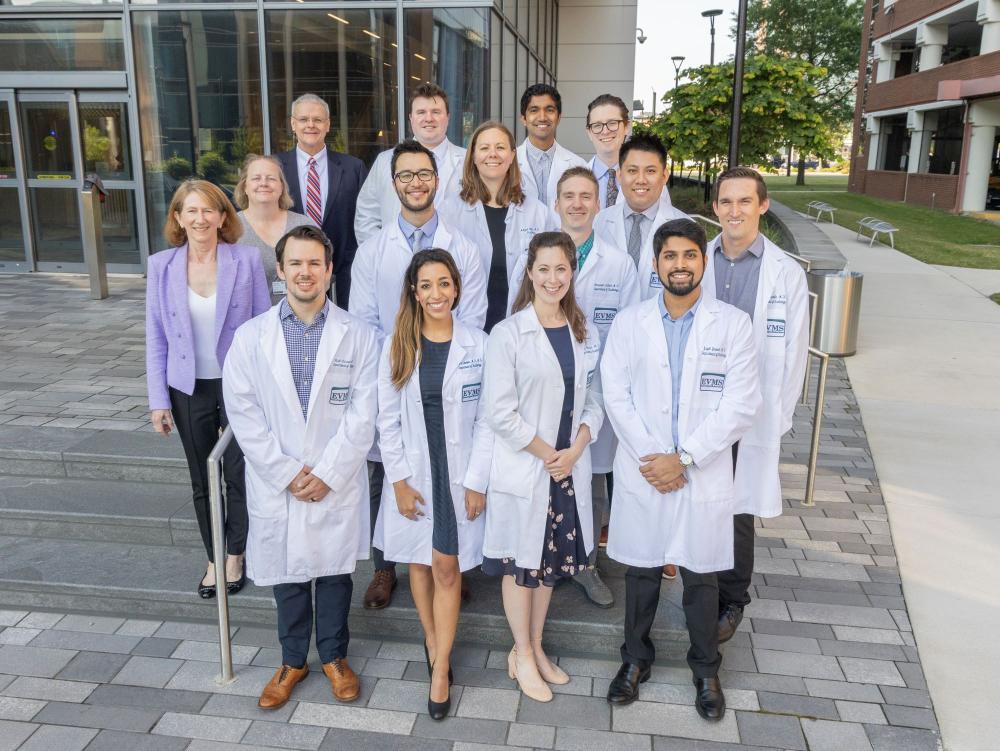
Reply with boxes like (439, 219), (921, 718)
(0, 93), (31, 271)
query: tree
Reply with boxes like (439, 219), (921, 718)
(740, 0), (864, 183)
(644, 54), (837, 184)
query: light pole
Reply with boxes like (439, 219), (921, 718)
(701, 9), (723, 200)
(651, 88), (656, 118)
(729, 0), (749, 168)
(669, 56), (685, 186)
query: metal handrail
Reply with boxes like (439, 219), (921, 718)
(689, 214), (813, 272)
(801, 291), (819, 405)
(207, 424), (236, 685)
(801, 345), (829, 508)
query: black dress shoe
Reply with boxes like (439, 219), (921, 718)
(197, 575), (216, 600)
(717, 604), (743, 644)
(428, 689), (451, 721)
(606, 662), (650, 705)
(226, 560), (247, 595)
(694, 676), (726, 721)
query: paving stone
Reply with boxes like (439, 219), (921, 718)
(556, 656), (622, 679)
(554, 726), (651, 751)
(749, 633), (821, 654)
(654, 739), (781, 751)
(376, 642), (426, 662)
(877, 686), (932, 709)
(804, 679), (884, 703)
(163, 659), (275, 698)
(56, 651), (130, 683)
(787, 603), (896, 629)
(116, 620), (163, 638)
(864, 724), (940, 751)
(315, 727), (452, 750)
(30, 629), (141, 655)
(150, 711), (250, 742)
(751, 618), (835, 640)
(880, 704), (937, 730)
(736, 711), (806, 750)
(757, 690), (839, 720)
(153, 622), (231, 642)
(456, 686), (520, 721)
(743, 598), (789, 621)
(32, 701), (161, 733)
(0, 628), (41, 646)
(517, 692), (610, 730)
(0, 645), (77, 678)
(0, 719), (38, 751)
(17, 613), (63, 629)
(507, 722), (555, 748)
(838, 658), (905, 687)
(801, 718), (874, 750)
(796, 561), (871, 581)
(753, 650), (844, 680)
(53, 615), (125, 635)
(793, 589), (872, 607)
(0, 696), (45, 722)
(837, 700), (887, 724)
(821, 640), (907, 661)
(2, 676), (97, 703)
(359, 657), (408, 679)
(244, 720), (328, 749)
(893, 661), (926, 690)
(0, 612), (27, 627)
(85, 684), (209, 714)
(200, 693), (296, 723)
(291, 701), (416, 736)
(718, 670), (807, 695)
(131, 638), (183, 658)
(367, 678), (461, 717)
(170, 640), (259, 665)
(84, 729), (190, 750)
(832, 627), (904, 645)
(637, 682), (759, 711)
(111, 656), (184, 689)
(19, 724), (98, 751)
(612, 700), (739, 743)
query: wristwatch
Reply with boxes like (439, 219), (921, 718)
(678, 449), (694, 468)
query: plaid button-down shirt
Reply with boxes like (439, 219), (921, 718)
(279, 298), (328, 418)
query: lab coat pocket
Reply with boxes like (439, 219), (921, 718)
(489, 443), (536, 499)
(688, 457), (734, 505)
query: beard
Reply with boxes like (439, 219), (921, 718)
(396, 187), (436, 214)
(660, 271), (702, 297)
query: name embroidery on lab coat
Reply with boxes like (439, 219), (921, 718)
(699, 373), (725, 392)
(329, 387), (350, 405)
(768, 293), (787, 305)
(592, 282), (620, 294)
(593, 307), (617, 324)
(701, 345), (726, 358)
(767, 319), (786, 337)
(459, 357), (483, 371)
(462, 382), (481, 402)
(333, 358), (354, 369)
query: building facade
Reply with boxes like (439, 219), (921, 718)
(849, 0), (1000, 213)
(0, 0), (636, 275)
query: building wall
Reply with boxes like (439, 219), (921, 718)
(874, 0), (969, 37)
(867, 51), (1000, 110)
(555, 0), (637, 159)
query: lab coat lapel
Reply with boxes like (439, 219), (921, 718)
(262, 308), (306, 426)
(575, 234), (601, 287)
(443, 321), (475, 389)
(304, 309), (348, 423)
(753, 238), (782, 352)
(517, 306), (560, 374)
(703, 235), (721, 299)
(680, 295), (719, 404)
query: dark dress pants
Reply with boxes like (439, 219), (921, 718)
(273, 575), (353, 666)
(169, 379), (247, 559)
(622, 565), (722, 679)
(367, 461), (394, 571)
(717, 443), (754, 611)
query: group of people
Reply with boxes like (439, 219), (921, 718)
(145, 81), (809, 724)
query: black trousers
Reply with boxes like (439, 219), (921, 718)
(367, 461), (394, 571)
(622, 565), (721, 679)
(717, 443), (754, 611)
(273, 574), (353, 666)
(169, 379), (247, 559)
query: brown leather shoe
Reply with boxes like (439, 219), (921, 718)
(323, 657), (360, 702)
(258, 664), (309, 709)
(662, 564), (678, 580)
(363, 568), (396, 609)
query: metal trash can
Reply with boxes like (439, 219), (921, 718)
(807, 270), (863, 356)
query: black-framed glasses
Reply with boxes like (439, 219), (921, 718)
(586, 119), (624, 135)
(394, 169), (437, 183)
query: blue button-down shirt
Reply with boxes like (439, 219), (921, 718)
(592, 159), (619, 209)
(279, 298), (329, 418)
(714, 233), (764, 321)
(397, 212), (439, 252)
(658, 292), (701, 447)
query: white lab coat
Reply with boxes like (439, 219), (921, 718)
(438, 195), (557, 292)
(373, 319), (492, 571)
(348, 214), (488, 340)
(354, 139), (466, 244)
(601, 295), (761, 573)
(506, 236), (640, 472)
(587, 156), (673, 210)
(703, 234), (809, 518)
(517, 141), (587, 210)
(593, 198), (690, 300)
(481, 306), (604, 568)
(222, 304), (379, 586)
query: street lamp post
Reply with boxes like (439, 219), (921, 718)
(670, 55), (685, 187)
(701, 9), (723, 201)
(729, 0), (749, 168)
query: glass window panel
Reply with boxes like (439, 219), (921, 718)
(490, 11), (501, 121)
(79, 102), (132, 181)
(516, 43), (528, 142)
(0, 188), (25, 263)
(21, 101), (75, 178)
(502, 24), (516, 133)
(265, 9), (397, 166)
(0, 19), (124, 71)
(30, 188), (82, 264)
(531, 0), (539, 55)
(404, 7), (487, 148)
(0, 0), (119, 4)
(132, 9), (263, 252)
(101, 188), (140, 265)
(0, 101), (14, 175)
(517, 0), (528, 38)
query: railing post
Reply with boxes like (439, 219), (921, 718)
(80, 174), (109, 301)
(801, 347), (829, 508)
(801, 291), (819, 405)
(208, 424), (236, 685)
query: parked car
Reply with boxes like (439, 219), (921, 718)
(987, 176), (1000, 210)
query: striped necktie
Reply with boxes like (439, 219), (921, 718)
(606, 168), (619, 208)
(305, 157), (323, 226)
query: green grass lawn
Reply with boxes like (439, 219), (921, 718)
(771, 190), (1000, 269)
(763, 174), (849, 192)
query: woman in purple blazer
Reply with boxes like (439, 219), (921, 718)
(146, 179), (270, 599)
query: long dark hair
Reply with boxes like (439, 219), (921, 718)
(389, 249), (463, 389)
(510, 231), (587, 343)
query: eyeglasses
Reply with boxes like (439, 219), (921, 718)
(394, 169), (437, 183)
(586, 119), (625, 135)
(293, 116), (329, 126)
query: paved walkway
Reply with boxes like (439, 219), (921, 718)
(812, 220), (1000, 751)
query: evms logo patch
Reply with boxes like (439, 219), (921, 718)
(593, 307), (617, 324)
(329, 387), (349, 405)
(462, 382), (481, 402)
(699, 373), (725, 392)
(767, 318), (786, 337)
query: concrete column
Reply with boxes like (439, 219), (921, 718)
(961, 100), (1000, 212)
(875, 42), (899, 82)
(866, 115), (882, 171)
(979, 0), (1000, 54)
(916, 23), (946, 71)
(906, 111), (927, 174)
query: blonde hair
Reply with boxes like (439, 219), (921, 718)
(163, 179), (241, 247)
(233, 154), (293, 211)
(458, 121), (525, 207)
(511, 231), (588, 343)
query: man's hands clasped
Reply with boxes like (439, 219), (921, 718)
(288, 465), (331, 503)
(639, 453), (688, 494)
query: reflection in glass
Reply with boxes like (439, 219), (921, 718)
(21, 102), (75, 178)
(502, 24), (516, 134)
(265, 9), (397, 166)
(0, 102), (14, 175)
(0, 19), (124, 71)
(132, 10), (263, 251)
(490, 12), (501, 121)
(405, 8), (488, 148)
(80, 102), (132, 181)
(101, 189), (140, 266)
(0, 188), (25, 263)
(31, 188), (83, 264)
(516, 42), (528, 141)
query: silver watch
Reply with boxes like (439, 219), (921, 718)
(678, 449), (694, 468)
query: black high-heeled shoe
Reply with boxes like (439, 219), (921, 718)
(427, 686), (451, 721)
(422, 643), (453, 685)
(226, 559), (246, 595)
(197, 570), (216, 600)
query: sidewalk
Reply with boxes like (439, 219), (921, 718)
(813, 220), (1000, 751)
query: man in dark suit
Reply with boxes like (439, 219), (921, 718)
(274, 93), (367, 306)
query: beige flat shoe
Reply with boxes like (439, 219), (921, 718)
(507, 647), (552, 702)
(531, 638), (569, 685)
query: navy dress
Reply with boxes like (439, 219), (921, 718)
(483, 324), (588, 587)
(420, 337), (459, 556)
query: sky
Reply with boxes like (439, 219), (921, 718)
(632, 0), (742, 113)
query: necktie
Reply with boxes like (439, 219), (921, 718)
(305, 157), (323, 226)
(533, 152), (550, 206)
(410, 228), (424, 253)
(606, 168), (619, 208)
(626, 213), (644, 269)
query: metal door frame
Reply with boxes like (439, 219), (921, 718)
(0, 89), (33, 272)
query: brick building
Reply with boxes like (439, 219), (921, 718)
(850, 0), (1000, 213)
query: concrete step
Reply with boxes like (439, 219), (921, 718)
(0, 534), (689, 658)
